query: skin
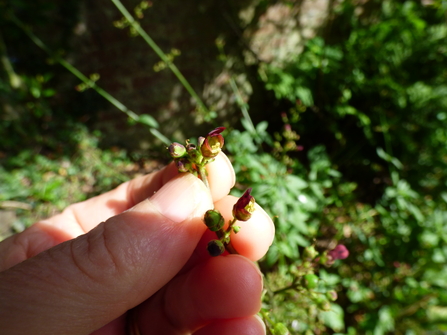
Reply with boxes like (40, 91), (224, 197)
(0, 152), (275, 335)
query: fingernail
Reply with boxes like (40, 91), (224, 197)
(150, 173), (213, 223)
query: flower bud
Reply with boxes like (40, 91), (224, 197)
(186, 143), (202, 162)
(273, 323), (290, 335)
(200, 127), (225, 158)
(318, 251), (330, 265)
(326, 290), (338, 301)
(207, 239), (225, 257)
(319, 300), (331, 311)
(175, 158), (190, 173)
(303, 273), (319, 289)
(328, 244), (349, 260)
(168, 142), (187, 158)
(232, 188), (255, 221)
(204, 210), (225, 232)
(303, 245), (318, 260)
(302, 261), (312, 269)
(232, 225), (241, 233)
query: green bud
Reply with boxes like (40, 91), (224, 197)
(204, 210), (225, 232)
(326, 290), (338, 301)
(168, 142), (187, 158)
(207, 240), (225, 257)
(303, 245), (318, 260)
(302, 261), (312, 269)
(272, 322), (290, 335)
(303, 274), (319, 289)
(320, 300), (331, 311)
(319, 251), (329, 265)
(186, 144), (202, 162)
(232, 225), (241, 233)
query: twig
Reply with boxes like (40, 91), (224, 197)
(110, 0), (211, 116)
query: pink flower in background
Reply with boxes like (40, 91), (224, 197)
(329, 244), (349, 260)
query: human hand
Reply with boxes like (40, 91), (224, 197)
(0, 152), (275, 335)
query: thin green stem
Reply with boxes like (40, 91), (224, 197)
(8, 11), (170, 145)
(272, 278), (300, 295)
(216, 227), (239, 255)
(110, 0), (210, 115)
(10, 13), (135, 118)
(197, 165), (210, 189)
(0, 31), (22, 89)
(228, 77), (256, 135)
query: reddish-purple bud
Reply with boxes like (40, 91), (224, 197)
(232, 188), (255, 221)
(175, 158), (190, 173)
(328, 244), (349, 260)
(200, 127), (225, 158)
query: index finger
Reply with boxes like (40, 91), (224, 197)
(43, 152), (236, 235)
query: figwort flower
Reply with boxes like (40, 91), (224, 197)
(232, 188), (255, 221)
(328, 244), (349, 260)
(168, 142), (187, 158)
(200, 127), (225, 158)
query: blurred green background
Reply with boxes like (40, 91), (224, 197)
(1, 0), (447, 334)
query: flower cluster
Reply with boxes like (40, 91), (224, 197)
(168, 127), (225, 188)
(206, 188), (256, 256)
(168, 128), (256, 256)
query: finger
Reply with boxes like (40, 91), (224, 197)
(179, 195), (275, 273)
(44, 152), (235, 234)
(214, 195), (275, 261)
(205, 152), (236, 201)
(0, 152), (236, 270)
(137, 255), (263, 334)
(0, 173), (213, 334)
(193, 316), (266, 335)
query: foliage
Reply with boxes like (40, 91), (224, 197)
(0, 126), (134, 229)
(2, 0), (447, 334)
(234, 0), (447, 333)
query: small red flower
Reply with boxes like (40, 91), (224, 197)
(232, 188), (255, 221)
(200, 127), (225, 158)
(328, 244), (349, 260)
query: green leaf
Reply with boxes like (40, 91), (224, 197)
(376, 147), (403, 170)
(137, 114), (159, 128)
(320, 304), (344, 332)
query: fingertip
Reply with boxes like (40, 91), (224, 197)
(193, 316), (266, 335)
(206, 152), (236, 201)
(214, 196), (275, 261)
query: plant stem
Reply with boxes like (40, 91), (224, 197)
(216, 226), (239, 255)
(228, 76), (257, 135)
(8, 11), (170, 145)
(110, 0), (210, 115)
(197, 165), (210, 189)
(272, 278), (299, 295)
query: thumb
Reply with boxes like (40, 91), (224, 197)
(0, 173), (213, 335)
